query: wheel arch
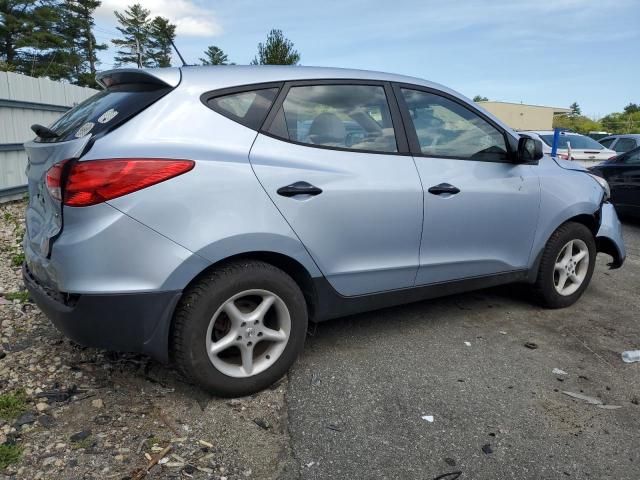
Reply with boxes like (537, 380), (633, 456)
(527, 211), (599, 283)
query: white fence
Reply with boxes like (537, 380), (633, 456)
(0, 72), (97, 199)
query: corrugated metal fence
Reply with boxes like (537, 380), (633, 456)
(0, 72), (97, 200)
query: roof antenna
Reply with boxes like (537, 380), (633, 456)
(170, 37), (187, 66)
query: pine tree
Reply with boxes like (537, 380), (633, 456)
(251, 29), (300, 65)
(0, 1), (63, 75)
(148, 16), (175, 68)
(200, 46), (228, 65)
(570, 102), (581, 116)
(65, 0), (107, 86)
(112, 3), (153, 68)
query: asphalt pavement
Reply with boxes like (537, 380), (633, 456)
(285, 220), (640, 479)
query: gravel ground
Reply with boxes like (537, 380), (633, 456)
(0, 200), (294, 480)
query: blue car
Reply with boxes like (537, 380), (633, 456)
(22, 66), (625, 396)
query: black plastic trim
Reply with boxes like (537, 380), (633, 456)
(311, 270), (530, 322)
(23, 264), (180, 363)
(260, 79), (412, 156)
(392, 83), (519, 164)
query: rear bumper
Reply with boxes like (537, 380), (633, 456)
(596, 202), (626, 268)
(23, 264), (180, 362)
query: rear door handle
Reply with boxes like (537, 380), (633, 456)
(277, 181), (323, 197)
(428, 183), (460, 196)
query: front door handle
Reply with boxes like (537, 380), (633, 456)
(428, 183), (460, 196)
(277, 181), (323, 197)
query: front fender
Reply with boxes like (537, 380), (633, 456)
(596, 203), (625, 268)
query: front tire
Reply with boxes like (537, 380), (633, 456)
(172, 260), (308, 397)
(532, 222), (596, 308)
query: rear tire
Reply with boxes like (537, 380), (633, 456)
(531, 222), (596, 308)
(172, 260), (308, 397)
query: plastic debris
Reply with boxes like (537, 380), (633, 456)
(562, 391), (602, 405)
(552, 368), (568, 375)
(524, 342), (538, 350)
(621, 350), (640, 363)
(499, 331), (507, 335)
(421, 415), (434, 423)
(464, 341), (471, 347)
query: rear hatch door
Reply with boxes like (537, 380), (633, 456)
(23, 68), (179, 287)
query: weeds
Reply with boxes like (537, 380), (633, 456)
(0, 391), (27, 421)
(3, 291), (29, 303)
(0, 444), (22, 469)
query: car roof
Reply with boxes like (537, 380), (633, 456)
(600, 134), (640, 139)
(179, 64), (465, 99)
(521, 130), (585, 136)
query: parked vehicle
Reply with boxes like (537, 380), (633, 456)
(521, 130), (616, 166)
(598, 134), (640, 154)
(589, 146), (640, 218)
(22, 66), (625, 396)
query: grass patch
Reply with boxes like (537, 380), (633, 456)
(71, 437), (94, 450)
(3, 291), (29, 303)
(10, 252), (24, 268)
(0, 391), (27, 421)
(0, 444), (22, 469)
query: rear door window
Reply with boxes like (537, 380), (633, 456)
(206, 88), (279, 131)
(267, 84), (398, 153)
(44, 84), (172, 143)
(614, 138), (637, 153)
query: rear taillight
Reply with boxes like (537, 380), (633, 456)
(45, 159), (69, 201)
(46, 158), (194, 207)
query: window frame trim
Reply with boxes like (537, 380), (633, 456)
(392, 82), (518, 163)
(260, 79), (411, 156)
(200, 81), (284, 131)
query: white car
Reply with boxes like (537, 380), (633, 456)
(521, 130), (616, 167)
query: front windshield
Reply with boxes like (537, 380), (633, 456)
(539, 134), (604, 150)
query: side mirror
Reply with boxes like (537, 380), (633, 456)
(517, 136), (543, 163)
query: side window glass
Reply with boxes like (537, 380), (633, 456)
(615, 138), (636, 153)
(623, 150), (640, 165)
(269, 84), (398, 153)
(207, 88), (279, 131)
(599, 138), (615, 148)
(400, 88), (508, 162)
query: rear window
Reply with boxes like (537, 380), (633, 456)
(206, 88), (279, 131)
(539, 134), (604, 150)
(41, 84), (172, 143)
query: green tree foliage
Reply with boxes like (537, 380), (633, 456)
(112, 5), (177, 68)
(112, 3), (153, 67)
(0, 1), (63, 74)
(569, 102), (581, 116)
(623, 102), (639, 114)
(64, 0), (107, 87)
(200, 45), (228, 65)
(552, 114), (601, 135)
(148, 16), (175, 67)
(251, 29), (300, 65)
(473, 95), (488, 102)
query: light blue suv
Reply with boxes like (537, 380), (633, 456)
(23, 66), (625, 396)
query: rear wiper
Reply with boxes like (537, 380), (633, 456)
(31, 124), (59, 139)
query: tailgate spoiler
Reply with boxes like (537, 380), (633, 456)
(96, 68), (181, 89)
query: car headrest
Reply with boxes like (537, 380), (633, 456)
(308, 113), (346, 144)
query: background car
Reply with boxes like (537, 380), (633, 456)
(521, 130), (616, 166)
(589, 146), (640, 218)
(598, 134), (640, 154)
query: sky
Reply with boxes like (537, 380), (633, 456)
(92, 0), (640, 118)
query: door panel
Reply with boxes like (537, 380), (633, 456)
(414, 158), (539, 284)
(395, 85), (540, 285)
(250, 134), (423, 296)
